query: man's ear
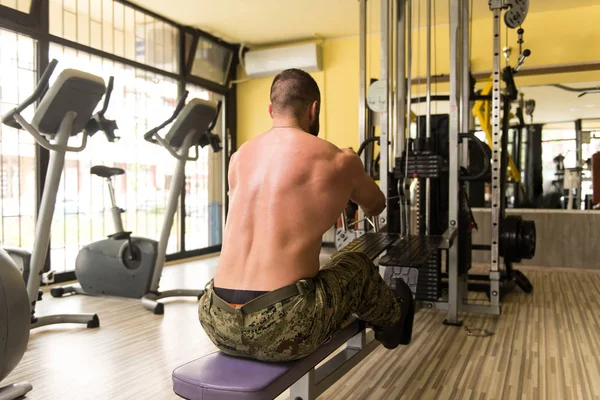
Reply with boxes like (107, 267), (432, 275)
(268, 104), (274, 119)
(310, 101), (319, 121)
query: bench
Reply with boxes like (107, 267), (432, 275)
(172, 318), (380, 400)
(172, 228), (434, 400)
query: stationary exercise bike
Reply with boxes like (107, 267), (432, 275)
(50, 164), (160, 299)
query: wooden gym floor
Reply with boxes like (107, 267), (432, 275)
(5, 253), (600, 400)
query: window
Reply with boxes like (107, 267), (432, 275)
(191, 37), (233, 86)
(0, 0), (31, 13)
(0, 0), (232, 280)
(184, 85), (225, 249)
(542, 130), (576, 194)
(50, 0), (179, 73)
(48, 43), (181, 273)
(540, 129), (600, 206)
(0, 29), (37, 249)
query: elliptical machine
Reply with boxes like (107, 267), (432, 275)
(1, 59), (107, 329)
(141, 92), (222, 314)
(52, 91), (222, 314)
(2, 78), (118, 290)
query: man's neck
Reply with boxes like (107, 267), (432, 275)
(271, 117), (307, 132)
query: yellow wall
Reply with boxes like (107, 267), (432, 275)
(237, 5), (600, 149)
(236, 36), (377, 150)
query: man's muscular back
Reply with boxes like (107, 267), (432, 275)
(214, 128), (385, 291)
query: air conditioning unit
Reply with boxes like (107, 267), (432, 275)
(243, 43), (322, 78)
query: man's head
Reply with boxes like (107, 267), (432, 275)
(269, 69), (321, 136)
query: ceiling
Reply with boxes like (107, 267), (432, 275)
(131, 0), (599, 46)
(128, 0), (600, 128)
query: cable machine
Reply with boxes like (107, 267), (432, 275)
(338, 0), (537, 325)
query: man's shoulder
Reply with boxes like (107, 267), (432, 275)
(233, 134), (266, 158)
(299, 134), (342, 156)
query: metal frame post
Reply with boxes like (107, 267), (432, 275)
(424, 0), (432, 235)
(379, 0), (391, 228)
(460, 0), (470, 166)
(488, 0), (503, 310)
(396, 0), (407, 235)
(575, 119), (583, 209)
(459, 0), (470, 300)
(445, 0), (462, 325)
(359, 0), (368, 162)
(358, 0), (368, 227)
(395, 0), (406, 160)
(406, 0), (412, 143)
(404, 0), (412, 236)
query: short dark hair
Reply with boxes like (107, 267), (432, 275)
(270, 69), (320, 119)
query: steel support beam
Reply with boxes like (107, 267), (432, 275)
(489, 0), (503, 310)
(379, 0), (391, 229)
(445, 0), (462, 325)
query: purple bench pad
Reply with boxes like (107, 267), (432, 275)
(173, 319), (364, 400)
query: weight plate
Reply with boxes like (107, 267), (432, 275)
(519, 219), (536, 259)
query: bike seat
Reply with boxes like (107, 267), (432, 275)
(90, 165), (125, 178)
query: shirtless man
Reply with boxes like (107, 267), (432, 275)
(199, 69), (414, 362)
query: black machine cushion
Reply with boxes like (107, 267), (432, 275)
(90, 165), (125, 178)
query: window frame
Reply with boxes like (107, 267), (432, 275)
(0, 0), (238, 282)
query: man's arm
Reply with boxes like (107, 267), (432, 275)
(341, 150), (386, 217)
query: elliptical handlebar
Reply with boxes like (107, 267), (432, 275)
(206, 101), (222, 133)
(84, 75), (120, 142)
(98, 76), (114, 116)
(1, 59), (59, 129)
(144, 90), (189, 144)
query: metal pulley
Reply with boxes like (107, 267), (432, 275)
(503, 0), (529, 29)
(499, 215), (536, 262)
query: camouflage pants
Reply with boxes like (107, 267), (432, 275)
(198, 252), (402, 362)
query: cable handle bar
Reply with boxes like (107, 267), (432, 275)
(1, 59), (59, 129)
(143, 90), (189, 145)
(341, 212), (380, 233)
